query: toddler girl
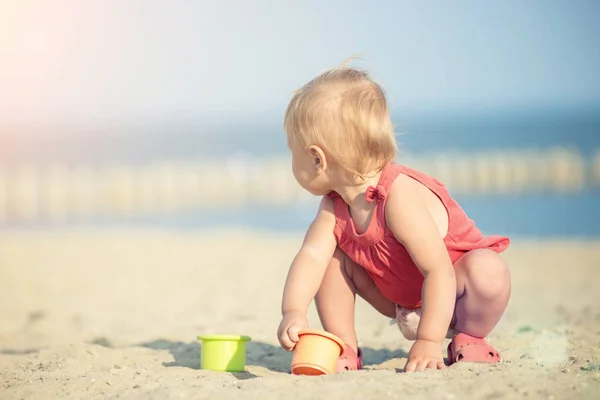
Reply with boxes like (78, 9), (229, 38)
(277, 63), (511, 373)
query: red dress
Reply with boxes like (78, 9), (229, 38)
(327, 162), (510, 309)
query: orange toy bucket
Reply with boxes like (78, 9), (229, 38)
(291, 329), (345, 375)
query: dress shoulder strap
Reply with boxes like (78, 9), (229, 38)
(365, 162), (403, 201)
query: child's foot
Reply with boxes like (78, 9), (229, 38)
(336, 345), (363, 372)
(447, 332), (501, 365)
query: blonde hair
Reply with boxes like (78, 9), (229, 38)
(284, 57), (397, 179)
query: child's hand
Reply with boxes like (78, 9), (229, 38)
(277, 311), (308, 351)
(404, 339), (445, 372)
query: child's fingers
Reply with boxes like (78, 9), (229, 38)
(415, 360), (428, 372)
(426, 360), (439, 370)
(405, 357), (445, 373)
(278, 332), (296, 352)
(287, 324), (302, 343)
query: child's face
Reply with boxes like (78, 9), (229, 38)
(287, 137), (331, 196)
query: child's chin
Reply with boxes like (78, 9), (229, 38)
(307, 187), (328, 196)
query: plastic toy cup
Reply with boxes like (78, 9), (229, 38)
(291, 329), (345, 375)
(197, 335), (251, 372)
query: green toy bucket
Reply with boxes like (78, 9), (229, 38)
(197, 335), (251, 372)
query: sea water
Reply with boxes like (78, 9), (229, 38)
(1, 108), (599, 237)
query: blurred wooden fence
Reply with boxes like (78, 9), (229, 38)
(0, 147), (598, 223)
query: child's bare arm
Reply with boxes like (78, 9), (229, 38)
(278, 196), (337, 350)
(386, 179), (456, 370)
(282, 196), (337, 315)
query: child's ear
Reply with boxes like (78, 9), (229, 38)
(308, 145), (327, 172)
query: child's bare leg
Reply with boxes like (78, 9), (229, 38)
(453, 249), (511, 337)
(315, 247), (395, 352)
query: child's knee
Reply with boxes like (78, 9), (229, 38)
(461, 250), (510, 300)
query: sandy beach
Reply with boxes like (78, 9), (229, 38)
(1, 228), (599, 399)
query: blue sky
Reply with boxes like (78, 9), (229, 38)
(0, 0), (599, 129)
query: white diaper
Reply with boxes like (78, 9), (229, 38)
(392, 305), (455, 340)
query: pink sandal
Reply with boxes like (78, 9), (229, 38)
(336, 345), (363, 372)
(447, 332), (501, 365)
